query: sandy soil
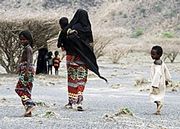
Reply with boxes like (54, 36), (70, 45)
(0, 52), (180, 129)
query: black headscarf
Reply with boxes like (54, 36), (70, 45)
(58, 9), (107, 83)
(66, 9), (93, 44)
(19, 30), (33, 48)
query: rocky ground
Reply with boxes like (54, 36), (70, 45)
(0, 52), (180, 129)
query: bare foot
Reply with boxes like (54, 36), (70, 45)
(153, 111), (161, 115)
(24, 112), (32, 117)
(24, 105), (35, 116)
(64, 103), (73, 109)
(157, 102), (163, 112)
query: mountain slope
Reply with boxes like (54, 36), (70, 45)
(0, 0), (179, 38)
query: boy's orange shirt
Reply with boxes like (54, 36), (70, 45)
(53, 57), (61, 67)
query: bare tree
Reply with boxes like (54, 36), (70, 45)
(0, 21), (22, 73)
(0, 19), (59, 73)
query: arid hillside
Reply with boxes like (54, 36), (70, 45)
(0, 0), (179, 38)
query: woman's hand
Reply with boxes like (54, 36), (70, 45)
(67, 29), (78, 35)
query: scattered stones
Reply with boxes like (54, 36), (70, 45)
(111, 84), (122, 89)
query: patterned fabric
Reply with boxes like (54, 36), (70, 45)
(67, 55), (88, 105)
(53, 57), (61, 68)
(15, 62), (35, 106)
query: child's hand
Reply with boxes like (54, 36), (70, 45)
(70, 56), (75, 63)
(15, 68), (19, 74)
(151, 86), (160, 95)
(24, 69), (29, 81)
(67, 29), (77, 35)
(24, 74), (29, 81)
(61, 47), (65, 51)
(165, 80), (169, 86)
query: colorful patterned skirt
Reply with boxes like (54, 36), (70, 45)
(66, 55), (88, 105)
(15, 62), (35, 106)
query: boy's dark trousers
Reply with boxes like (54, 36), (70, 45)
(54, 67), (59, 75)
(48, 65), (52, 75)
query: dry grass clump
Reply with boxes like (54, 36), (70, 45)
(35, 110), (59, 118)
(35, 101), (49, 107)
(134, 78), (149, 87)
(43, 111), (57, 118)
(166, 81), (180, 92)
(103, 107), (133, 121)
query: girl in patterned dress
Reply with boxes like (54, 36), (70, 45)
(15, 30), (36, 117)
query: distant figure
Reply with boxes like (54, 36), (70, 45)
(15, 30), (36, 117)
(57, 9), (107, 111)
(150, 45), (171, 115)
(47, 51), (53, 75)
(36, 48), (48, 74)
(53, 51), (61, 75)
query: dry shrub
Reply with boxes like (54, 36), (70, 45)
(0, 19), (59, 73)
(162, 44), (179, 63)
(93, 35), (113, 59)
(0, 21), (22, 73)
(109, 45), (131, 64)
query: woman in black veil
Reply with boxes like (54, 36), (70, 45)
(58, 9), (107, 111)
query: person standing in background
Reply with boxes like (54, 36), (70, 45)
(53, 51), (61, 75)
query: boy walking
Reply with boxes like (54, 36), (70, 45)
(150, 45), (171, 115)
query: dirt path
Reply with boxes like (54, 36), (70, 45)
(0, 53), (180, 129)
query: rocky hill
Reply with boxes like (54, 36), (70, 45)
(94, 0), (180, 38)
(0, 0), (179, 38)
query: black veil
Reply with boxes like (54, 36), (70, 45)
(58, 9), (107, 82)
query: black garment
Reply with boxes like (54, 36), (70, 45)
(67, 33), (107, 82)
(36, 48), (48, 74)
(58, 31), (76, 55)
(68, 9), (93, 44)
(57, 9), (107, 82)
